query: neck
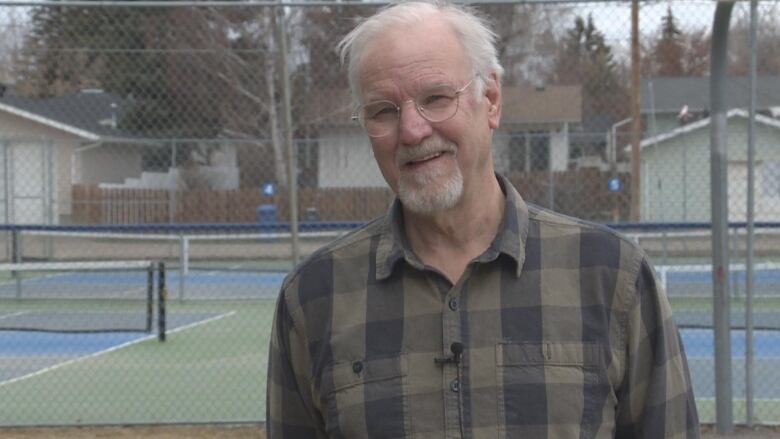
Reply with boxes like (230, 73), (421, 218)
(402, 175), (504, 282)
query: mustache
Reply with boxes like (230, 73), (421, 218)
(395, 137), (457, 166)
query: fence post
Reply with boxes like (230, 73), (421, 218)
(745, 0), (758, 426)
(710, 2), (735, 432)
(273, 2), (300, 265)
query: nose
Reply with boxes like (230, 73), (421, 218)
(397, 100), (433, 146)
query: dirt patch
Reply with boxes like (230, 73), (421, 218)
(3, 424), (779, 438)
(702, 424), (780, 438)
(0, 424), (266, 438)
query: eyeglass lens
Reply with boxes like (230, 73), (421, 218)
(360, 84), (462, 137)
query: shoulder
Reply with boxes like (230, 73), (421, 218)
(526, 203), (648, 299)
(278, 215), (387, 307)
(527, 204), (642, 253)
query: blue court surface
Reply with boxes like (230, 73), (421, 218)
(0, 310), (225, 385)
(668, 269), (780, 285)
(15, 270), (287, 286)
(0, 331), (145, 356)
(0, 269), (287, 300)
(681, 328), (780, 358)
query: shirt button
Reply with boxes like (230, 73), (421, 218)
(450, 379), (460, 393)
(448, 298), (458, 311)
(352, 361), (363, 374)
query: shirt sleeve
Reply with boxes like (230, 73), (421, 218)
(266, 290), (328, 438)
(615, 257), (700, 438)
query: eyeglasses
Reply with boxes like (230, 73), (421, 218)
(352, 77), (476, 138)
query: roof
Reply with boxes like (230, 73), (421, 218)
(0, 90), (137, 140)
(640, 76), (780, 114)
(305, 84), (583, 127)
(637, 108), (780, 150)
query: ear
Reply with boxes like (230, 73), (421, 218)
(484, 71), (502, 129)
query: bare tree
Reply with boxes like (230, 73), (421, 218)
(730, 2), (780, 76)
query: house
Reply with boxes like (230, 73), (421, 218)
(0, 88), (241, 224)
(307, 85), (583, 188)
(0, 89), (142, 224)
(495, 85), (581, 174)
(638, 109), (780, 222)
(635, 76), (780, 222)
(640, 76), (780, 134)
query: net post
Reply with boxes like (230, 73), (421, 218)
(146, 263), (154, 333)
(179, 234), (188, 300)
(158, 261), (167, 342)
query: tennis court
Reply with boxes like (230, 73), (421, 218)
(0, 258), (278, 426)
(0, 296), (276, 425)
(1, 257), (780, 425)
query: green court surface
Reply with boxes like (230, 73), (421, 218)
(0, 299), (275, 425)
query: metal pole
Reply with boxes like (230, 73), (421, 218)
(548, 139), (554, 210)
(629, 0), (641, 222)
(147, 263), (154, 333)
(12, 229), (21, 299)
(2, 142), (9, 259)
(179, 234), (188, 300)
(745, 0), (758, 426)
(710, 2), (735, 432)
(273, 2), (300, 265)
(45, 141), (55, 258)
(158, 261), (167, 342)
(682, 144), (687, 221)
(169, 141), (176, 224)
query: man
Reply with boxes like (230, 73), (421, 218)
(267, 1), (699, 438)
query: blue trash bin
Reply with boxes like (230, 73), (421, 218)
(256, 204), (277, 224)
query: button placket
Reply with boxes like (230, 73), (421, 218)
(442, 283), (464, 438)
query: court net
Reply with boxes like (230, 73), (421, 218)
(0, 260), (165, 338)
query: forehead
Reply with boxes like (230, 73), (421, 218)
(357, 17), (470, 99)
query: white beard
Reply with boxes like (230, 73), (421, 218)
(396, 137), (463, 215)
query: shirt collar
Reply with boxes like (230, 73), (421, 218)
(374, 174), (529, 280)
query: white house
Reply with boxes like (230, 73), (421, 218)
(0, 90), (143, 224)
(638, 109), (780, 222)
(640, 76), (780, 135)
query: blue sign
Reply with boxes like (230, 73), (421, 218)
(608, 178), (621, 192)
(262, 183), (276, 197)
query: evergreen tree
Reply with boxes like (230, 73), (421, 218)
(651, 7), (685, 77)
(548, 15), (628, 157)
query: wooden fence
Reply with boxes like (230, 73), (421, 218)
(72, 184), (396, 224)
(71, 170), (629, 224)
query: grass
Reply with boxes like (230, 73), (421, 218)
(696, 398), (780, 425)
(671, 296), (780, 312)
(0, 299), (276, 426)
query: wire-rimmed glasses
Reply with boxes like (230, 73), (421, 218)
(351, 77), (476, 138)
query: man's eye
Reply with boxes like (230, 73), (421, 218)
(422, 94), (453, 108)
(367, 105), (397, 119)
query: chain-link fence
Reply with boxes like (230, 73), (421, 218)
(0, 0), (779, 429)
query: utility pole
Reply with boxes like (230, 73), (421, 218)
(629, 0), (642, 222)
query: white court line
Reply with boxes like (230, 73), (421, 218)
(0, 311), (30, 321)
(0, 310), (237, 388)
(164, 310), (236, 336)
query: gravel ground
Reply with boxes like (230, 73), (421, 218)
(1, 424), (779, 437)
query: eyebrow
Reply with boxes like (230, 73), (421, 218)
(362, 80), (458, 104)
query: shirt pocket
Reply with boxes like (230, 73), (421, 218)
(322, 353), (410, 439)
(495, 342), (612, 439)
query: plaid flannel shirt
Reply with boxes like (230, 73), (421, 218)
(267, 175), (699, 439)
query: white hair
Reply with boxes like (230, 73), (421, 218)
(337, 0), (504, 99)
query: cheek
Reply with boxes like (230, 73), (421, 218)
(371, 142), (399, 182)
(371, 141), (395, 166)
